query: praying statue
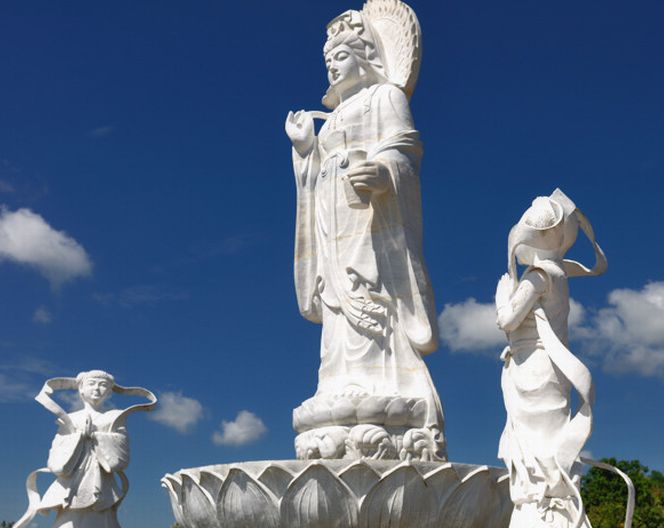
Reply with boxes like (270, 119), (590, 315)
(495, 189), (607, 527)
(285, 0), (445, 461)
(15, 370), (157, 528)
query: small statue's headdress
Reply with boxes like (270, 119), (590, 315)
(34, 370), (157, 431)
(507, 188), (607, 286)
(76, 369), (115, 387)
(322, 0), (422, 109)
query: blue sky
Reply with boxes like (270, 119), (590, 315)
(1, 1), (663, 526)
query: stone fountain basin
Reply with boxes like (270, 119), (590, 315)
(163, 459), (512, 528)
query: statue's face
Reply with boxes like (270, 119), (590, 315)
(325, 44), (362, 94)
(79, 376), (112, 408)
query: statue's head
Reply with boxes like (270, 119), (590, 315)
(77, 369), (115, 409)
(322, 10), (387, 108)
(510, 196), (568, 267)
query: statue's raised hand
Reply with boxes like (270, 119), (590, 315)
(495, 273), (515, 311)
(285, 110), (315, 158)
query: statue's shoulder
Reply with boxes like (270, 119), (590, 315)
(373, 82), (407, 101)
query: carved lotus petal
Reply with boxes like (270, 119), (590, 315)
(384, 398), (410, 427)
(339, 460), (380, 498)
(423, 463), (461, 508)
(356, 396), (390, 424)
(410, 399), (427, 427)
(200, 470), (224, 503)
(217, 468), (279, 528)
(359, 463), (436, 528)
(181, 472), (219, 528)
(438, 466), (506, 527)
(330, 397), (358, 425)
(162, 474), (187, 528)
(281, 463), (358, 527)
(494, 474), (514, 527)
(258, 464), (294, 497)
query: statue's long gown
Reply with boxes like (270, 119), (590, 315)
(292, 83), (443, 434)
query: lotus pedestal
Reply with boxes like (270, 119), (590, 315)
(163, 459), (513, 528)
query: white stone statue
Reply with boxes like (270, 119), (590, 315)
(15, 370), (157, 528)
(495, 189), (607, 528)
(285, 0), (445, 462)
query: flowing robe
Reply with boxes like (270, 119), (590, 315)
(498, 262), (592, 527)
(292, 83), (443, 432)
(37, 409), (128, 528)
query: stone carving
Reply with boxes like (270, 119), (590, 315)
(163, 459), (513, 528)
(285, 0), (445, 461)
(15, 370), (157, 528)
(495, 189), (607, 527)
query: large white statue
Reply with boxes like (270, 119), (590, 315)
(15, 370), (157, 528)
(495, 189), (607, 527)
(285, 0), (445, 461)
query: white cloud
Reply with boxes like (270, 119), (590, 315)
(149, 391), (204, 433)
(577, 282), (664, 378)
(438, 298), (506, 354)
(438, 296), (584, 355)
(212, 410), (267, 446)
(438, 281), (664, 379)
(33, 306), (53, 324)
(568, 298), (586, 328)
(0, 207), (92, 288)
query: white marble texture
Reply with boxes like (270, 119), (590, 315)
(285, 0), (445, 462)
(15, 370), (157, 528)
(163, 459), (513, 528)
(496, 189), (607, 528)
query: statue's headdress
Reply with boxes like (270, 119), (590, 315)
(76, 369), (115, 387)
(34, 370), (157, 431)
(322, 0), (422, 109)
(507, 188), (607, 286)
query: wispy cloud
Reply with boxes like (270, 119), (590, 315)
(33, 306), (53, 324)
(88, 125), (115, 138)
(0, 207), (92, 288)
(149, 391), (204, 433)
(0, 372), (35, 402)
(212, 410), (267, 446)
(94, 285), (189, 307)
(0, 180), (15, 193)
(577, 281), (664, 378)
(57, 390), (84, 411)
(0, 357), (59, 403)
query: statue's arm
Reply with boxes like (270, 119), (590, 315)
(496, 269), (548, 333)
(93, 426), (130, 473)
(47, 429), (85, 476)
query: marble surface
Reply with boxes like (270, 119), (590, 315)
(163, 459), (512, 528)
(14, 370), (157, 528)
(285, 0), (445, 462)
(496, 189), (607, 527)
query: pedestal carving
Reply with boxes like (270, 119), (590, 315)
(163, 460), (512, 528)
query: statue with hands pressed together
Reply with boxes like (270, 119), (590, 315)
(15, 370), (156, 528)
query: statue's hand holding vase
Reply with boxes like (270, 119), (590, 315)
(346, 158), (389, 209)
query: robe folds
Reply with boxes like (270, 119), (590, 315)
(292, 83), (443, 431)
(20, 409), (129, 528)
(499, 262), (593, 527)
